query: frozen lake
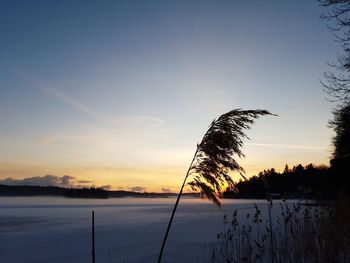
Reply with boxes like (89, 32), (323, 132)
(0, 197), (297, 263)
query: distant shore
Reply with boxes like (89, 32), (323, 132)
(0, 184), (201, 199)
(0, 184), (307, 200)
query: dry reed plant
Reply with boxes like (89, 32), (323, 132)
(208, 200), (349, 263)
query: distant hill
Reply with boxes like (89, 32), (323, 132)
(0, 184), (199, 199)
(0, 184), (109, 198)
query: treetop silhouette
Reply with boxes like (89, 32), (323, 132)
(320, 0), (350, 102)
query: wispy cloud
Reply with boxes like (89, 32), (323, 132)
(77, 180), (93, 184)
(39, 129), (140, 150)
(30, 76), (165, 127)
(129, 186), (146, 192)
(40, 134), (127, 144)
(116, 116), (165, 127)
(40, 83), (111, 123)
(246, 143), (328, 150)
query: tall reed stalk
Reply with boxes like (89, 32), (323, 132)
(157, 109), (273, 263)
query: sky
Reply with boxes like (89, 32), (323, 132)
(0, 0), (340, 192)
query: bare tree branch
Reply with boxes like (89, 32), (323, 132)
(320, 0), (350, 102)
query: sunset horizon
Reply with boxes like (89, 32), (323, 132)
(2, 1), (349, 263)
(0, 0), (335, 192)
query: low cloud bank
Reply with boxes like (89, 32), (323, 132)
(0, 175), (112, 190)
(0, 175), (76, 187)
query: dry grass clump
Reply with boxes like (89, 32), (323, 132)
(208, 200), (349, 263)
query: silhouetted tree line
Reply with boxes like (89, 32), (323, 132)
(223, 162), (349, 200)
(0, 185), (109, 198)
(0, 184), (200, 198)
(316, 0), (350, 199)
(328, 102), (350, 196)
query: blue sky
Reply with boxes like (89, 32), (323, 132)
(0, 0), (340, 191)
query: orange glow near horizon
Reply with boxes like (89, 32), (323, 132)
(0, 0), (338, 195)
(0, 154), (330, 192)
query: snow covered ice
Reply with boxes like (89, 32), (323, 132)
(0, 197), (295, 263)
